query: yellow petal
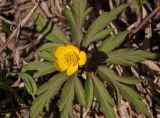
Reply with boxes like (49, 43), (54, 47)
(55, 58), (68, 71)
(66, 44), (79, 55)
(67, 64), (78, 76)
(78, 51), (87, 66)
(53, 45), (69, 58)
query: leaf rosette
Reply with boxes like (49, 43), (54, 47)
(21, 0), (160, 118)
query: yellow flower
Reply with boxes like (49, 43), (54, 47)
(53, 44), (87, 76)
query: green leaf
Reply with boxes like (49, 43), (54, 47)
(97, 67), (121, 109)
(83, 4), (128, 47)
(91, 73), (114, 106)
(32, 12), (69, 44)
(85, 74), (94, 108)
(38, 43), (61, 52)
(19, 73), (37, 97)
(36, 51), (54, 62)
(98, 31), (128, 53)
(30, 90), (49, 118)
(59, 77), (75, 118)
(92, 28), (112, 41)
(91, 73), (115, 118)
(117, 83), (151, 117)
(69, 0), (88, 45)
(74, 75), (86, 106)
(36, 73), (67, 95)
(115, 87), (121, 109)
(65, 7), (77, 40)
(83, 28), (112, 46)
(117, 76), (142, 84)
(97, 66), (151, 117)
(30, 73), (67, 118)
(97, 66), (142, 108)
(106, 48), (160, 66)
(84, 7), (93, 18)
(22, 61), (56, 77)
(98, 66), (142, 85)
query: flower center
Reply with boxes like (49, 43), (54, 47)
(64, 52), (79, 66)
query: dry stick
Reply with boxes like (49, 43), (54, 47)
(0, 3), (39, 53)
(129, 4), (160, 38)
(39, 1), (53, 18)
(32, 0), (51, 19)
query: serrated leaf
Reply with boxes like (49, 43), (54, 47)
(93, 28), (112, 41)
(97, 66), (151, 117)
(19, 73), (37, 96)
(36, 73), (67, 95)
(98, 31), (128, 53)
(74, 75), (86, 106)
(38, 43), (61, 52)
(72, 0), (87, 25)
(106, 48), (160, 66)
(69, 0), (88, 45)
(84, 7), (93, 19)
(94, 89), (115, 118)
(117, 76), (142, 84)
(83, 4), (128, 47)
(90, 73), (115, 118)
(85, 74), (93, 108)
(91, 73), (114, 106)
(97, 67), (121, 109)
(30, 73), (67, 118)
(117, 83), (151, 117)
(115, 87), (121, 109)
(36, 51), (54, 62)
(65, 6), (92, 44)
(98, 71), (148, 115)
(98, 66), (142, 85)
(22, 61), (56, 77)
(30, 90), (49, 118)
(83, 28), (112, 46)
(98, 66), (142, 108)
(59, 77), (74, 118)
(65, 7), (77, 40)
(32, 12), (69, 44)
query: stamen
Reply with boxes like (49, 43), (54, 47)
(64, 51), (79, 66)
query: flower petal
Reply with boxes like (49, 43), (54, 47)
(53, 45), (69, 58)
(66, 44), (79, 54)
(67, 64), (78, 76)
(78, 51), (87, 66)
(55, 58), (68, 71)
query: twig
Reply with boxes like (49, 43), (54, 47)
(32, 0), (53, 19)
(16, 112), (21, 118)
(20, 3), (39, 26)
(39, 1), (53, 18)
(0, 3), (39, 53)
(0, 23), (21, 53)
(129, 4), (160, 37)
(83, 109), (89, 117)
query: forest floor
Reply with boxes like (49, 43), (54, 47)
(0, 0), (160, 118)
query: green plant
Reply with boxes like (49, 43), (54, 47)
(21, 0), (160, 118)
